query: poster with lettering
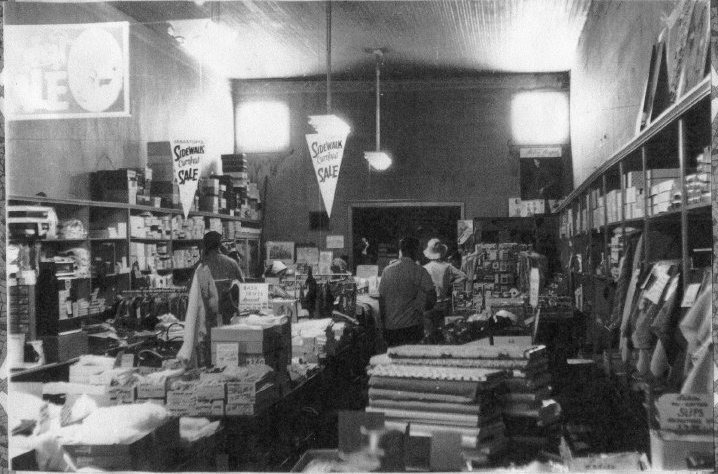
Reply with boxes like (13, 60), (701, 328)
(5, 22), (130, 120)
(305, 115), (351, 218)
(237, 283), (270, 313)
(172, 139), (205, 218)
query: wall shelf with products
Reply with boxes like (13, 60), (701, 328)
(8, 195), (265, 353)
(556, 64), (711, 470)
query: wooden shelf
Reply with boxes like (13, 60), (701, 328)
(556, 76), (710, 213)
(9, 194), (262, 225)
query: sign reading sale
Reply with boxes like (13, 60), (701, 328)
(305, 115), (351, 218)
(5, 22), (130, 120)
(172, 139), (205, 218)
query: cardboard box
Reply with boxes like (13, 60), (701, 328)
(650, 179), (675, 196)
(63, 418), (179, 471)
(42, 331), (89, 363)
(225, 384), (279, 415)
(109, 385), (136, 404)
(649, 430), (713, 470)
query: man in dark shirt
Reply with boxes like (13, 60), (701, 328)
(202, 231), (244, 323)
(378, 237), (436, 347)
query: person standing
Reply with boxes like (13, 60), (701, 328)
(201, 231), (245, 324)
(378, 237), (436, 347)
(423, 238), (467, 338)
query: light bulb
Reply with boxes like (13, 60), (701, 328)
(364, 151), (392, 171)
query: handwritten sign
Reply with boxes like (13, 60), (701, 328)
(237, 283), (270, 313)
(6, 22), (130, 120)
(172, 138), (205, 218)
(319, 251), (333, 274)
(215, 343), (239, 368)
(655, 393), (713, 433)
(305, 115), (350, 218)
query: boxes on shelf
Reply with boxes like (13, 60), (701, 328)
(90, 169), (138, 204)
(507, 198), (551, 217)
(172, 216), (205, 240)
(172, 246), (200, 269)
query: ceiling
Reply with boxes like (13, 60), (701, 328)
(113, 0), (592, 79)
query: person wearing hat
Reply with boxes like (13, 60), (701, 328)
(423, 238), (467, 339)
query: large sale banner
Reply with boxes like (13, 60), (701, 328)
(5, 22), (130, 120)
(172, 139), (205, 218)
(305, 115), (350, 218)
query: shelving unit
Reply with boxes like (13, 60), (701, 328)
(557, 75), (710, 295)
(8, 194), (264, 339)
(556, 71), (711, 468)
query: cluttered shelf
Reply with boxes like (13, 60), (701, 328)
(556, 75), (709, 213)
(8, 194), (262, 225)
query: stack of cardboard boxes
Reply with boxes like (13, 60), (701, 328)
(474, 243), (530, 298)
(210, 316), (291, 373)
(508, 198), (559, 218)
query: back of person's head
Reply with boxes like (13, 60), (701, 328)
(399, 237), (421, 261)
(203, 231), (222, 254)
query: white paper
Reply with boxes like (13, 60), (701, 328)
(237, 283), (270, 312)
(326, 235), (344, 249)
(680, 283), (701, 308)
(644, 267), (671, 304)
(529, 268), (540, 308)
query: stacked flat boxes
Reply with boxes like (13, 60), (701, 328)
(172, 216), (205, 240)
(9, 284), (34, 337)
(685, 148), (711, 205)
(91, 169), (139, 204)
(624, 171), (646, 220)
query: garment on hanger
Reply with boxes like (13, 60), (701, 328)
(678, 283), (712, 393)
(177, 264), (218, 367)
(607, 232), (640, 331)
(619, 234), (644, 363)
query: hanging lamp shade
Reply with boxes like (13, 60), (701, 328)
(364, 151), (392, 171)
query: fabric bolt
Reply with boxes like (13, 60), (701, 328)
(649, 339), (670, 379)
(379, 257), (435, 331)
(176, 265), (219, 367)
(629, 262), (679, 350)
(369, 399), (485, 415)
(680, 338), (713, 394)
(367, 388), (477, 405)
(368, 376), (479, 399)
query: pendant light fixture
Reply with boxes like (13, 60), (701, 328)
(364, 48), (392, 171)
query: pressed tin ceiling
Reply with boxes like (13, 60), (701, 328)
(113, 0), (592, 79)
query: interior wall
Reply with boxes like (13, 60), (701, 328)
(6, 3), (234, 200)
(570, 0), (674, 187)
(233, 74), (569, 259)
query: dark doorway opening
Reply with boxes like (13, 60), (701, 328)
(350, 203), (463, 272)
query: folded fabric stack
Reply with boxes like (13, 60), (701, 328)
(367, 345), (509, 464)
(436, 342), (562, 452)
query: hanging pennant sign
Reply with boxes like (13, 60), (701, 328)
(305, 115), (351, 218)
(171, 138), (205, 218)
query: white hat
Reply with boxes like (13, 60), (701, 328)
(423, 238), (447, 260)
(271, 260), (288, 274)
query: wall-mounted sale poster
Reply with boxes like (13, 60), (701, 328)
(6, 22), (130, 120)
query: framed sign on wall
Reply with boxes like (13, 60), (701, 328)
(5, 21), (130, 120)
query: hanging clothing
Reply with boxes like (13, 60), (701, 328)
(607, 232), (641, 331)
(619, 234), (644, 363)
(177, 264), (219, 367)
(678, 283), (712, 393)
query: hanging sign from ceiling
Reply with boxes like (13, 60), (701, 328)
(172, 138), (205, 218)
(305, 115), (351, 218)
(5, 22), (130, 120)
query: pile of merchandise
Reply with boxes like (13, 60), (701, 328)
(365, 345), (510, 465)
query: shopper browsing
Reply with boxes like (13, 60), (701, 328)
(378, 237), (436, 347)
(422, 238), (467, 339)
(201, 231), (245, 324)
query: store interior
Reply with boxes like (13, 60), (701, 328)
(4, 0), (715, 472)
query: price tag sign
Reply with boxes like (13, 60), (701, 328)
(215, 343), (239, 368)
(680, 283), (701, 308)
(655, 393), (713, 433)
(237, 283), (270, 312)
